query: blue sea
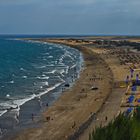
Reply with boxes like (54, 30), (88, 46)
(0, 36), (83, 120)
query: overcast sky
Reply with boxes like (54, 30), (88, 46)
(0, 0), (140, 35)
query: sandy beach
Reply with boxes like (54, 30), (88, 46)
(1, 0), (140, 138)
(8, 38), (131, 140)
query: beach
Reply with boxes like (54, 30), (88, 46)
(7, 38), (132, 140)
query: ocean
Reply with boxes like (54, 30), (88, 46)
(0, 36), (83, 137)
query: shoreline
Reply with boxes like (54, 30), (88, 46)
(9, 39), (115, 140)
(1, 40), (83, 140)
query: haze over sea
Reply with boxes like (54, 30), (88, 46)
(0, 35), (83, 120)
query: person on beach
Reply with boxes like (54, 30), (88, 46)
(105, 116), (108, 121)
(130, 68), (134, 74)
(131, 74), (133, 78)
(46, 103), (49, 107)
(81, 88), (85, 92)
(125, 75), (129, 85)
(136, 74), (139, 83)
(46, 116), (50, 121)
(15, 105), (19, 123)
(93, 113), (97, 120)
(0, 128), (2, 136)
(15, 114), (19, 123)
(37, 96), (42, 108)
(31, 113), (34, 121)
(62, 87), (65, 92)
(72, 121), (76, 128)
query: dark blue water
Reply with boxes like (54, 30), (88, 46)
(0, 37), (83, 117)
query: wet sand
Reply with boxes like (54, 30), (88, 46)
(9, 39), (128, 140)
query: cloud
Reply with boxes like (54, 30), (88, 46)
(0, 0), (92, 6)
(0, 0), (140, 34)
(0, 0), (40, 5)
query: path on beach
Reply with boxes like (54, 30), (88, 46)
(78, 86), (126, 140)
(69, 47), (128, 140)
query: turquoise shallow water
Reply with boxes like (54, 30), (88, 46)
(0, 37), (83, 117)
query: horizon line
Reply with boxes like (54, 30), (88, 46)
(1, 34), (140, 37)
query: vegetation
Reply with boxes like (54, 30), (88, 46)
(89, 108), (140, 140)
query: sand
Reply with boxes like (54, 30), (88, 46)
(9, 39), (129, 140)
(78, 47), (129, 140)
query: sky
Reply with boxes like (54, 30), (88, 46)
(0, 0), (140, 35)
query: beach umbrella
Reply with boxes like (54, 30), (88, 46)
(128, 95), (134, 103)
(126, 108), (133, 114)
(131, 86), (137, 92)
(130, 95), (134, 99)
(128, 98), (133, 103)
(136, 81), (140, 85)
(137, 99), (140, 103)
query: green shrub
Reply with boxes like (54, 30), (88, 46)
(90, 108), (140, 140)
